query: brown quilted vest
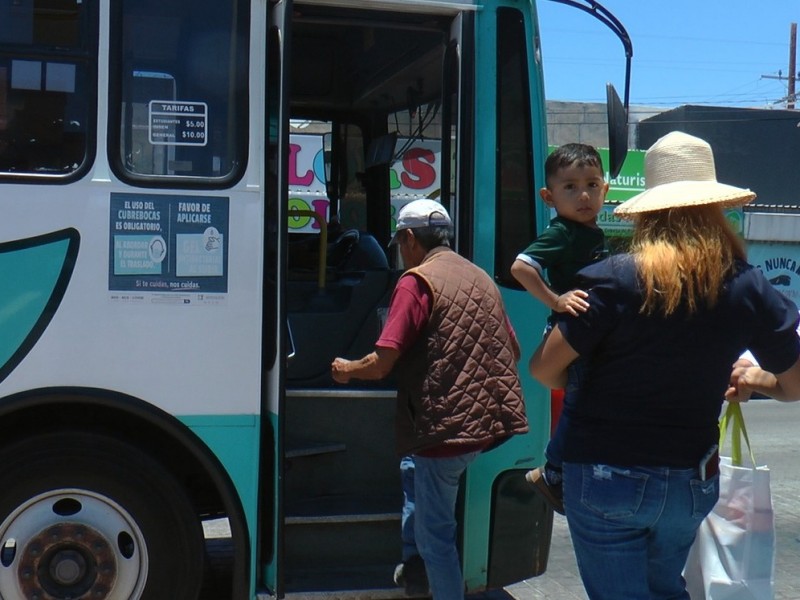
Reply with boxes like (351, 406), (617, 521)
(393, 247), (528, 455)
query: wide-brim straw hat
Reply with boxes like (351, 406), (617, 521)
(614, 131), (756, 217)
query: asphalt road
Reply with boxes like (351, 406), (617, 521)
(508, 399), (800, 600)
(203, 399), (800, 599)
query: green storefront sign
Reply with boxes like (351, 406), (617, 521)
(597, 147), (644, 240)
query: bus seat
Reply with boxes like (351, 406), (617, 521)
(333, 231), (388, 272)
(286, 269), (391, 384)
(326, 229), (360, 269)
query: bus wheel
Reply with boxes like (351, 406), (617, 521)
(0, 432), (205, 600)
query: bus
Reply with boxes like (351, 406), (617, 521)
(0, 0), (629, 598)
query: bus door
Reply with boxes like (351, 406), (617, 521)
(272, 1), (465, 596)
(264, 1), (292, 597)
(442, 11), (473, 259)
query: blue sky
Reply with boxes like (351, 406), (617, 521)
(537, 1), (800, 111)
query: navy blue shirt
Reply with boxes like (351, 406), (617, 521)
(557, 255), (800, 467)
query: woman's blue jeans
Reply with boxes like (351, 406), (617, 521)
(400, 451), (480, 599)
(563, 462), (719, 600)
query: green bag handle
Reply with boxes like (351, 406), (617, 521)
(719, 402), (756, 467)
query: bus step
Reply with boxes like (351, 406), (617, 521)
(286, 439), (347, 459)
(283, 564), (424, 598)
(279, 592), (416, 600)
(284, 515), (400, 573)
(285, 493), (400, 524)
(286, 513), (399, 525)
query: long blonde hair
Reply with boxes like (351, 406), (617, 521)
(630, 206), (747, 316)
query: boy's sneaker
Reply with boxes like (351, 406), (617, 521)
(393, 554), (429, 596)
(525, 467), (565, 515)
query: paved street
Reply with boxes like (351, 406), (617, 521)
(505, 399), (800, 600)
(205, 400), (800, 599)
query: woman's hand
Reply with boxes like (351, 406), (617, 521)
(725, 358), (756, 403)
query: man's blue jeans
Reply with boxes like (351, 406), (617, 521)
(399, 456), (417, 561)
(563, 462), (719, 600)
(400, 451), (480, 599)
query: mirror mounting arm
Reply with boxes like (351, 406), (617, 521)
(545, 0), (632, 109)
(546, 0), (633, 178)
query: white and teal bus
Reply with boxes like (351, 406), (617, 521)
(0, 0), (628, 598)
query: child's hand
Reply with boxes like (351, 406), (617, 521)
(555, 289), (589, 316)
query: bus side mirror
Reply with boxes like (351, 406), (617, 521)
(606, 83), (628, 179)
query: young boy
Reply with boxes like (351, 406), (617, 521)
(510, 143), (609, 514)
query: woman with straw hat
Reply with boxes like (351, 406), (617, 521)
(528, 131), (800, 599)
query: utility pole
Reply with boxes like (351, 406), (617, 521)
(762, 23), (798, 108)
(789, 22), (797, 109)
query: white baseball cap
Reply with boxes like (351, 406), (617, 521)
(389, 199), (452, 246)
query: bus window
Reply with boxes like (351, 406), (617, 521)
(495, 7), (537, 287)
(111, 0), (248, 185)
(286, 120), (372, 275)
(0, 0), (95, 177)
(388, 100), (444, 221)
(441, 18), (469, 258)
(339, 124), (367, 231)
(127, 71), (177, 176)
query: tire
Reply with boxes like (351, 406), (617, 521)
(0, 432), (205, 600)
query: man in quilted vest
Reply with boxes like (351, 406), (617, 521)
(331, 199), (528, 600)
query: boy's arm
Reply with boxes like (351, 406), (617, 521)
(511, 259), (558, 311)
(511, 259), (589, 315)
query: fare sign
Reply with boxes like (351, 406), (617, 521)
(149, 100), (208, 146)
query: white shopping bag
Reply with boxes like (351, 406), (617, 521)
(684, 404), (774, 600)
